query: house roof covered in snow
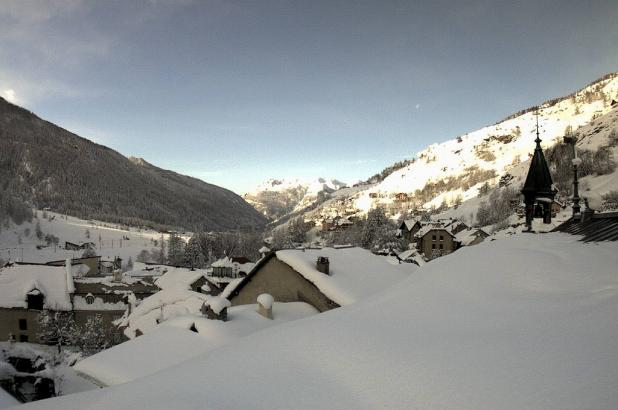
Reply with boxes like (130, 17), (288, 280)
(232, 247), (414, 306)
(153, 266), (207, 290)
(397, 249), (426, 266)
(74, 302), (318, 386)
(414, 224), (456, 239)
(553, 211), (618, 242)
(117, 288), (210, 338)
(0, 264), (73, 310)
(455, 228), (490, 246)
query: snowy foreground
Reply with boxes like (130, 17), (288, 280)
(18, 233), (618, 409)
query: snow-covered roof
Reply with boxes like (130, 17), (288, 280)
(118, 288), (210, 338)
(153, 266), (206, 290)
(397, 249), (426, 266)
(274, 247), (415, 305)
(414, 223), (455, 239)
(400, 218), (420, 231)
(204, 296), (230, 314)
(455, 228), (489, 246)
(74, 302), (318, 386)
(73, 325), (214, 386)
(0, 264), (73, 310)
(211, 257), (234, 268)
(30, 233), (618, 409)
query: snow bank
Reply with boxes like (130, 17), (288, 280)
(73, 326), (213, 386)
(73, 302), (318, 387)
(26, 233), (618, 409)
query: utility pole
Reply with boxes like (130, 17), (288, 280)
(563, 132), (581, 215)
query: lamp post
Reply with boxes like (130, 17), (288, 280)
(563, 134), (581, 215)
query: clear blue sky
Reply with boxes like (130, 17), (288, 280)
(1, 0), (617, 194)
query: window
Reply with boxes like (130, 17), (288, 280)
(439, 244), (444, 250)
(85, 294), (95, 305)
(439, 235), (444, 241)
(26, 293), (44, 310)
(432, 235), (436, 241)
(18, 319), (27, 331)
(431, 244), (436, 249)
(19, 334), (28, 343)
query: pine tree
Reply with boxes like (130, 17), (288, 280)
(167, 233), (184, 266)
(361, 207), (392, 249)
(184, 236), (205, 269)
(157, 235), (167, 264)
(287, 217), (309, 244)
(35, 221), (43, 240)
(37, 310), (77, 352)
(123, 256), (134, 272)
(75, 314), (110, 356)
(271, 227), (294, 250)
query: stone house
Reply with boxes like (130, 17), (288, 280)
(398, 219), (427, 242)
(227, 247), (414, 312)
(416, 228), (459, 260)
(0, 261), (158, 345)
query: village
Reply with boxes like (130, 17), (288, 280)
(1, 123), (617, 406)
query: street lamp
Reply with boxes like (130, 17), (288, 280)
(563, 133), (581, 215)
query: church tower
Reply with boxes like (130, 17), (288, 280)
(521, 113), (556, 230)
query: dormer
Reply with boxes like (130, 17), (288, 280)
(26, 288), (44, 310)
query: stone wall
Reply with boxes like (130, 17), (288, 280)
(230, 257), (339, 312)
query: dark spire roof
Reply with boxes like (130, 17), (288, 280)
(521, 114), (555, 199)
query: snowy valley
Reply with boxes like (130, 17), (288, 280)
(255, 72), (618, 232)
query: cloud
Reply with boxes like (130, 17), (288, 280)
(0, 0), (85, 23)
(1, 89), (18, 104)
(415, 103), (421, 110)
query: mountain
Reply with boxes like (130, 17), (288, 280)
(244, 178), (347, 221)
(0, 97), (267, 232)
(293, 71), (618, 227)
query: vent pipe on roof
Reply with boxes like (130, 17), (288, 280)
(316, 256), (330, 275)
(257, 293), (274, 319)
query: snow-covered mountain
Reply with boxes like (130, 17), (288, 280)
(244, 178), (347, 221)
(298, 71), (618, 226)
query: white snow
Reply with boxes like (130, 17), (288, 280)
(21, 233), (618, 409)
(275, 247), (415, 306)
(256, 293), (274, 309)
(73, 325), (214, 387)
(73, 302), (318, 387)
(153, 266), (206, 290)
(118, 288), (209, 338)
(0, 264), (73, 310)
(0, 388), (19, 409)
(205, 296), (231, 315)
(0, 211), (176, 265)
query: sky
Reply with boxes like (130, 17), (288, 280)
(1, 0), (618, 194)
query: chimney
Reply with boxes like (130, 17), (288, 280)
(112, 269), (122, 283)
(256, 293), (274, 319)
(201, 296), (231, 321)
(316, 256), (330, 275)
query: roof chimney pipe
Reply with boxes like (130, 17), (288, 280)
(316, 256), (330, 275)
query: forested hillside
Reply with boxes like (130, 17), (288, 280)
(0, 97), (267, 232)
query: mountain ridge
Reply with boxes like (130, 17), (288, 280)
(0, 97), (267, 232)
(262, 71), (618, 228)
